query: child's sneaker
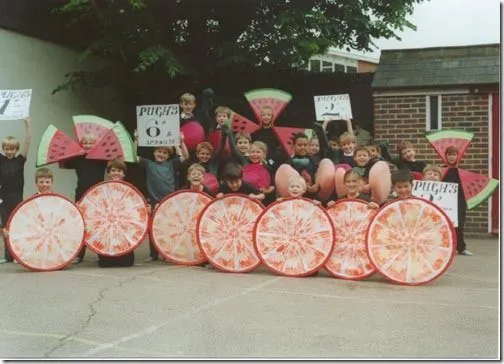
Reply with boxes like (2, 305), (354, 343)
(459, 250), (473, 256)
(0, 258), (8, 264)
(144, 257), (158, 263)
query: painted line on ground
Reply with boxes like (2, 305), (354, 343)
(80, 276), (283, 356)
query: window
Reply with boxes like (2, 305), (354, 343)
(309, 59), (321, 72)
(322, 61), (333, 73)
(334, 63), (345, 73)
(346, 66), (357, 73)
(426, 95), (442, 131)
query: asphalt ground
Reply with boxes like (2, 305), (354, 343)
(0, 236), (499, 359)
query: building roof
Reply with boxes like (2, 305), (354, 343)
(372, 44), (500, 89)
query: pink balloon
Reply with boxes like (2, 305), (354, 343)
(181, 121), (205, 151)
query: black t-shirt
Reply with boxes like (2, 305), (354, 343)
(394, 159), (426, 173)
(251, 128), (280, 157)
(0, 154), (26, 197)
(62, 156), (107, 201)
(218, 181), (260, 195)
(442, 167), (467, 216)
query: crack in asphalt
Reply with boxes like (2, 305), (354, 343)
(43, 276), (137, 358)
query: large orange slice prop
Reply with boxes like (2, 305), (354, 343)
(325, 199), (377, 280)
(366, 197), (456, 285)
(6, 194), (85, 271)
(254, 198), (335, 277)
(275, 164), (299, 197)
(151, 190), (212, 265)
(369, 160), (392, 204)
(316, 158), (335, 201)
(197, 194), (263, 273)
(79, 181), (149, 256)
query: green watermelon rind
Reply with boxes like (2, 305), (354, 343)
(73, 115), (115, 141)
(244, 88), (292, 103)
(111, 122), (137, 163)
(467, 178), (499, 210)
(36, 125), (58, 167)
(426, 129), (474, 143)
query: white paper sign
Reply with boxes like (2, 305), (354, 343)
(313, 94), (353, 121)
(412, 180), (459, 227)
(0, 89), (32, 121)
(136, 104), (180, 147)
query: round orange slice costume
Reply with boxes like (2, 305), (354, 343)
(366, 197), (456, 285)
(6, 193), (85, 271)
(78, 181), (149, 256)
(197, 194), (263, 273)
(254, 198), (335, 277)
(151, 190), (212, 265)
(325, 199), (377, 280)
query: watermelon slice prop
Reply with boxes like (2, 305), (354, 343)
(151, 190), (212, 265)
(6, 193), (85, 272)
(197, 194), (264, 273)
(36, 125), (86, 167)
(244, 88), (292, 125)
(366, 197), (456, 286)
(273, 126), (313, 157)
(78, 181), (149, 256)
(325, 199), (377, 280)
(230, 110), (261, 135)
(426, 129), (474, 165)
(73, 115), (115, 143)
(85, 121), (137, 162)
(457, 169), (499, 210)
(254, 198), (335, 277)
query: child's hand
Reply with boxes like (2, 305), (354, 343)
(359, 184), (371, 193)
(3, 228), (9, 239)
(24, 116), (31, 125)
(133, 129), (139, 142)
(180, 132), (185, 142)
(368, 201), (380, 209)
(249, 193), (265, 201)
(327, 200), (336, 208)
(312, 200), (321, 206)
(307, 183), (319, 194)
(216, 193), (224, 199)
(301, 170), (312, 185)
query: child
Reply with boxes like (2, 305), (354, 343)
(97, 159), (135, 268)
(391, 169), (414, 200)
(442, 146), (472, 256)
(338, 132), (357, 166)
(277, 175), (321, 205)
(352, 146), (372, 194)
(136, 134), (189, 262)
(394, 141), (426, 173)
(179, 93), (198, 127)
(60, 133), (107, 264)
(34, 168), (53, 195)
(243, 141), (275, 202)
(312, 121), (340, 163)
(327, 170), (379, 209)
(309, 135), (322, 165)
(251, 106), (282, 168)
(182, 163), (214, 196)
(216, 163), (265, 201)
(228, 131), (251, 165)
(0, 117), (31, 264)
(287, 133), (319, 195)
(423, 165), (442, 182)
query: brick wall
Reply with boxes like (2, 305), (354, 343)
(374, 93), (490, 233)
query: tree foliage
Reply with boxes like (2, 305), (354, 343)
(52, 0), (425, 93)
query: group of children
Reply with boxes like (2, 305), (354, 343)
(0, 92), (472, 269)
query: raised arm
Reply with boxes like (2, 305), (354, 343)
(179, 132), (189, 161)
(20, 116), (32, 158)
(345, 119), (354, 136)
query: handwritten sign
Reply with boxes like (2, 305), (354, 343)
(0, 89), (32, 121)
(136, 104), (180, 147)
(313, 94), (353, 121)
(412, 180), (459, 227)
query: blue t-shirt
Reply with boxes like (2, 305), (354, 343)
(139, 156), (181, 203)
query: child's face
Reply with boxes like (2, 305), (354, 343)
(424, 171), (441, 181)
(226, 178), (242, 192)
(197, 148), (212, 163)
(344, 175), (360, 195)
(354, 150), (370, 167)
(236, 138), (250, 155)
(309, 139), (320, 155)
(367, 146), (380, 158)
(341, 141), (355, 155)
(216, 112), (229, 126)
(2, 144), (18, 159)
(36, 177), (53, 194)
(180, 100), (196, 115)
(81, 138), (96, 151)
(188, 169), (204, 185)
(393, 181), (413, 199)
(401, 147), (416, 162)
(287, 181), (305, 198)
(446, 151), (458, 166)
(108, 167), (125, 181)
(153, 148), (170, 163)
(260, 108), (274, 127)
(328, 140), (339, 151)
(293, 138), (309, 156)
(249, 146), (263, 164)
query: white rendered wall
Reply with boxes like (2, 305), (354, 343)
(0, 28), (124, 200)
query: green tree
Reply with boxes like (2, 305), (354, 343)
(53, 0), (425, 92)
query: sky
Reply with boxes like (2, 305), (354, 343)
(358, 0), (501, 60)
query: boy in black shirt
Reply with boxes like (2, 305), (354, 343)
(394, 141), (426, 174)
(216, 163), (265, 201)
(286, 133), (319, 196)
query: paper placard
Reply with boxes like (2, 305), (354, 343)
(0, 89), (32, 121)
(412, 180), (459, 227)
(313, 94), (353, 121)
(136, 104), (180, 147)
